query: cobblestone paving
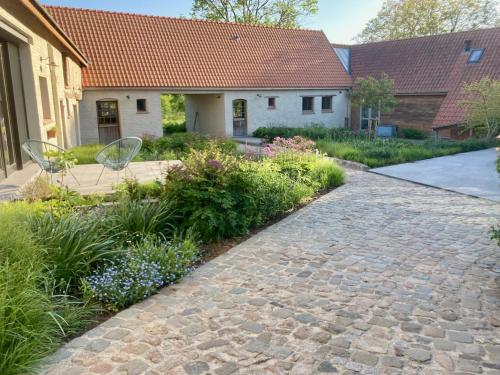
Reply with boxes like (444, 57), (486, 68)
(42, 171), (500, 375)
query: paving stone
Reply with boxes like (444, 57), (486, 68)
(215, 362), (238, 375)
(312, 331), (331, 344)
(434, 339), (457, 351)
(118, 359), (148, 375)
(104, 328), (130, 340)
(381, 356), (404, 369)
(265, 346), (294, 360)
(240, 321), (265, 334)
(248, 298), (267, 306)
(196, 339), (229, 350)
(243, 339), (270, 353)
(423, 326), (445, 338)
(293, 326), (312, 340)
(457, 359), (483, 373)
(449, 331), (474, 344)
(318, 361), (338, 373)
(351, 350), (379, 366)
(368, 316), (395, 328)
(295, 313), (319, 324)
(183, 361), (209, 375)
(435, 352), (455, 372)
(85, 339), (110, 353)
(407, 348), (432, 363)
(401, 321), (422, 333)
(331, 337), (351, 349)
(354, 337), (389, 354)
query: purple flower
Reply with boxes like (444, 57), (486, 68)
(208, 159), (223, 170)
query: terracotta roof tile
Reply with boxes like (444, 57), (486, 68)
(349, 28), (500, 127)
(46, 6), (351, 90)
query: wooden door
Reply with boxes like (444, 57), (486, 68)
(232, 99), (247, 137)
(97, 100), (120, 144)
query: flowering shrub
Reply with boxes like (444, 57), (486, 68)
(83, 235), (198, 310)
(84, 257), (163, 310)
(263, 136), (316, 157)
(163, 143), (344, 242)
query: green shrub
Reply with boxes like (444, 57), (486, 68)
(163, 146), (255, 241)
(140, 133), (237, 161)
(31, 212), (119, 289)
(108, 199), (176, 240)
(163, 121), (186, 135)
(400, 128), (428, 140)
(162, 144), (344, 242)
(308, 158), (345, 190)
(115, 178), (163, 200)
(254, 125), (358, 141)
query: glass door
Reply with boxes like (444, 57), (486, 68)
(0, 43), (16, 180)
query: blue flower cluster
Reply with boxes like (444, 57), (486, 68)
(83, 237), (198, 310)
(84, 257), (164, 309)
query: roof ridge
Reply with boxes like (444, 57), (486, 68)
(44, 5), (323, 33)
(350, 26), (500, 47)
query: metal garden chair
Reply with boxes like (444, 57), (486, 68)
(95, 137), (142, 185)
(21, 139), (80, 185)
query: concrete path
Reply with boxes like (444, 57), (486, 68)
(41, 171), (500, 375)
(371, 148), (500, 202)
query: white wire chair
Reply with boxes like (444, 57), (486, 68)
(95, 137), (142, 185)
(21, 139), (80, 185)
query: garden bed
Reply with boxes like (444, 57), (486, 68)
(0, 139), (344, 375)
(69, 132), (237, 164)
(254, 126), (497, 168)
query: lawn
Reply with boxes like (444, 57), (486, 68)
(0, 136), (344, 374)
(254, 126), (497, 168)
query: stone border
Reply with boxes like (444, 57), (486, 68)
(326, 157), (369, 171)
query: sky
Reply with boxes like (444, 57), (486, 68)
(41, 0), (386, 44)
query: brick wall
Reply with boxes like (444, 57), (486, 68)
(352, 94), (446, 135)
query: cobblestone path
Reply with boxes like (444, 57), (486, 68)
(42, 171), (500, 375)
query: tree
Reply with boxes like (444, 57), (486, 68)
(191, 0), (318, 28)
(356, 0), (499, 43)
(460, 77), (500, 140)
(351, 74), (397, 136)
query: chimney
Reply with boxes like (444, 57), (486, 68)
(464, 40), (472, 52)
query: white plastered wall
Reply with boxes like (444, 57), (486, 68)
(79, 90), (163, 144)
(222, 89), (350, 136)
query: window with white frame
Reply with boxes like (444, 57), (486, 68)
(267, 97), (276, 109)
(360, 106), (378, 130)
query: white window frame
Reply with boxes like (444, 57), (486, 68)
(360, 106), (377, 131)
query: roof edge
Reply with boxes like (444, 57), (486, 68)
(44, 5), (325, 34)
(22, 0), (89, 66)
(82, 86), (353, 91)
(349, 26), (500, 47)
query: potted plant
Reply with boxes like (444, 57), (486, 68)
(46, 124), (57, 139)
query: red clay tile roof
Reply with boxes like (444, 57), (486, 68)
(349, 28), (500, 128)
(46, 6), (351, 90)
